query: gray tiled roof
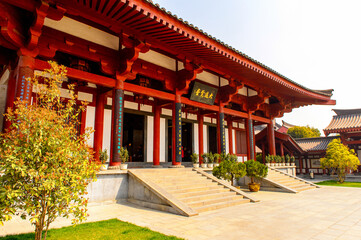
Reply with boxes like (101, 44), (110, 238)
(295, 136), (339, 152)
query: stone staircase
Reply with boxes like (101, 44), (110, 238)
(264, 168), (319, 193)
(128, 168), (257, 216)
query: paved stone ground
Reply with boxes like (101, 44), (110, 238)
(1, 186), (361, 240)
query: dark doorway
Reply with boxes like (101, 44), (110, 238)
(167, 120), (193, 162)
(208, 126), (218, 154)
(182, 122), (193, 162)
(123, 112), (145, 162)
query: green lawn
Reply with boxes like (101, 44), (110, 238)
(316, 180), (361, 188)
(0, 219), (183, 240)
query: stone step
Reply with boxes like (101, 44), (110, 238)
(174, 188), (231, 198)
(150, 175), (208, 181)
(194, 199), (250, 213)
(293, 185), (315, 191)
(180, 191), (239, 203)
(188, 195), (245, 208)
(161, 182), (219, 190)
(168, 185), (223, 194)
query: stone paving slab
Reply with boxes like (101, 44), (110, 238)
(1, 186), (361, 239)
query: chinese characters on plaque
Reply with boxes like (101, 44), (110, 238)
(190, 82), (218, 105)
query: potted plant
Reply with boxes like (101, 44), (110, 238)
(119, 147), (129, 170)
(99, 149), (108, 171)
(201, 153), (208, 168)
(290, 156), (295, 166)
(213, 153), (220, 167)
(191, 153), (199, 168)
(245, 160), (268, 192)
(269, 155), (275, 167)
(207, 152), (215, 168)
(213, 154), (246, 186)
(281, 156), (285, 166)
(275, 155), (281, 167)
(285, 155), (290, 166)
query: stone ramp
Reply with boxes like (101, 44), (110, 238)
(264, 167), (320, 193)
(128, 168), (257, 216)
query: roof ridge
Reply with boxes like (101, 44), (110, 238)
(144, 0), (333, 97)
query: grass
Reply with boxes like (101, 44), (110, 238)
(316, 180), (361, 188)
(0, 219), (183, 240)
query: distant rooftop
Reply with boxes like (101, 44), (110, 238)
(295, 136), (339, 152)
(324, 109), (361, 135)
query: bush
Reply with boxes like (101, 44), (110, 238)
(245, 160), (268, 184)
(212, 154), (246, 186)
(321, 139), (360, 183)
(0, 62), (98, 240)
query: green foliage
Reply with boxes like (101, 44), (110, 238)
(0, 219), (183, 240)
(320, 139), (360, 183)
(190, 153), (199, 163)
(285, 155), (290, 163)
(244, 160), (268, 184)
(213, 153), (220, 163)
(212, 154), (246, 186)
(0, 62), (98, 240)
(207, 152), (216, 163)
(256, 153), (263, 163)
(201, 153), (208, 163)
(316, 180), (361, 188)
(290, 156), (295, 163)
(99, 149), (108, 164)
(287, 125), (321, 138)
(265, 154), (275, 163)
(119, 147), (129, 163)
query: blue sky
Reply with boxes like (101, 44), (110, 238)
(153, 0), (361, 134)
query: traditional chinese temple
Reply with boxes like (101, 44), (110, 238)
(0, 0), (336, 167)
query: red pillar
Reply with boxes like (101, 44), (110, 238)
(246, 112), (255, 160)
(110, 79), (124, 166)
(280, 142), (284, 156)
(198, 113), (204, 164)
(262, 143), (265, 163)
(268, 120), (276, 155)
(172, 94), (182, 165)
(299, 156), (303, 174)
(227, 118), (233, 154)
(16, 55), (34, 105)
(153, 103), (161, 166)
(94, 90), (106, 162)
(3, 70), (16, 131)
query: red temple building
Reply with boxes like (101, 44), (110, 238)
(0, 0), (336, 167)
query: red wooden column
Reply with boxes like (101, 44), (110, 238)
(153, 102), (161, 166)
(262, 143), (265, 163)
(110, 79), (124, 166)
(218, 105), (226, 153)
(3, 70), (16, 131)
(299, 156), (303, 174)
(268, 120), (276, 155)
(93, 89), (106, 162)
(172, 93), (182, 165)
(280, 142), (284, 156)
(227, 117), (233, 154)
(246, 112), (255, 160)
(16, 55), (35, 105)
(198, 113), (204, 164)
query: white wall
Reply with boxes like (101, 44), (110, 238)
(232, 129), (236, 154)
(160, 118), (166, 162)
(193, 123), (199, 154)
(225, 128), (229, 154)
(85, 106), (95, 147)
(146, 116), (154, 163)
(103, 109), (112, 157)
(203, 125), (208, 153)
